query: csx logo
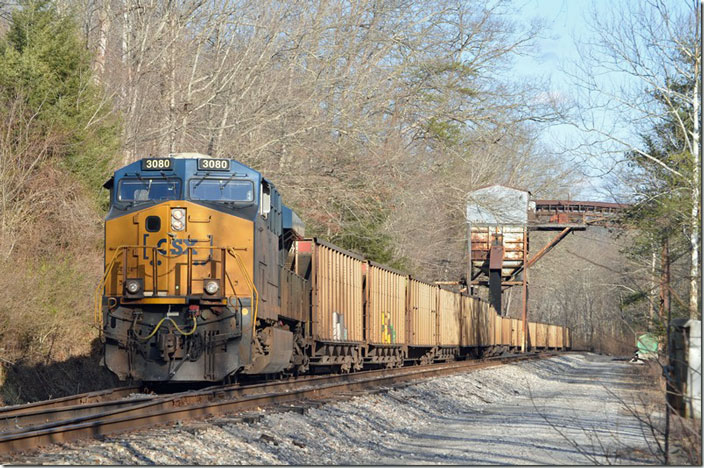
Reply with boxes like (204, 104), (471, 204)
(142, 234), (212, 265)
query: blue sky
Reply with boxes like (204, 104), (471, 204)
(513, 0), (581, 80)
(508, 0), (696, 202)
(512, 0), (601, 198)
(506, 0), (612, 201)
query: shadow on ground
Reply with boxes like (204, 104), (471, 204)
(0, 338), (124, 405)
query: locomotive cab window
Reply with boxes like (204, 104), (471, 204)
(189, 179), (254, 202)
(117, 178), (181, 202)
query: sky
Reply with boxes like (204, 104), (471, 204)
(512, 0), (581, 83)
(506, 0), (696, 202)
(510, 0), (604, 199)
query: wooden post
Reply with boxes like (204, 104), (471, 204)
(467, 222), (473, 295)
(663, 240), (672, 464)
(522, 226), (528, 352)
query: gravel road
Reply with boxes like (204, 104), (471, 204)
(8, 353), (663, 465)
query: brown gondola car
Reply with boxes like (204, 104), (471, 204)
(406, 278), (440, 364)
(548, 325), (559, 349)
(511, 318), (519, 349)
(407, 279), (438, 348)
(294, 239), (365, 372)
(528, 322), (537, 349)
(459, 295), (477, 348)
(480, 304), (496, 349)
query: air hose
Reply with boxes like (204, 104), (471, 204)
(138, 315), (198, 341)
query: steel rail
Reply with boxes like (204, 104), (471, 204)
(0, 357), (503, 433)
(0, 352), (557, 457)
(0, 396), (158, 433)
(0, 386), (142, 421)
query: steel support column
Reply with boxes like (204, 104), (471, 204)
(488, 238), (504, 315)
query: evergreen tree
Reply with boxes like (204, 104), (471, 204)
(621, 71), (699, 324)
(331, 199), (409, 271)
(0, 0), (120, 198)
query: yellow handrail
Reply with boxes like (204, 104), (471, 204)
(96, 244), (257, 339)
(94, 246), (129, 328)
(228, 248), (259, 338)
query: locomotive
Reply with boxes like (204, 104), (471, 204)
(98, 153), (570, 382)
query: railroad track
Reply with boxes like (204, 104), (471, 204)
(0, 352), (558, 458)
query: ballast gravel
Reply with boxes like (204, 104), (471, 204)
(7, 353), (662, 465)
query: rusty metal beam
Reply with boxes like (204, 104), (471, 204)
(471, 280), (523, 286)
(509, 227), (572, 281)
(528, 224), (587, 231)
(525, 227), (571, 270)
(529, 199), (628, 229)
(533, 199), (628, 211)
(489, 244), (505, 270)
(488, 243), (505, 315)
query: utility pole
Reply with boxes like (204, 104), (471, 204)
(521, 225), (528, 352)
(663, 240), (672, 464)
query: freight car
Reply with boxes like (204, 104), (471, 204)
(98, 154), (570, 382)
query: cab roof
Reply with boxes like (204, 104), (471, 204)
(104, 155), (262, 189)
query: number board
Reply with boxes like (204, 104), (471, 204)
(198, 158), (230, 171)
(141, 158), (173, 170)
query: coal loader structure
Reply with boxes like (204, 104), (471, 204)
(466, 184), (627, 351)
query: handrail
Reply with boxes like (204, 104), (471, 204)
(94, 244), (162, 330)
(96, 244), (254, 336)
(227, 248), (259, 338)
(94, 246), (130, 329)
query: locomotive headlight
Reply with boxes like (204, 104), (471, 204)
(171, 219), (184, 231)
(204, 280), (220, 295)
(171, 209), (185, 231)
(124, 279), (143, 296)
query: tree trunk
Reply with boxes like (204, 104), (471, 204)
(649, 249), (656, 327)
(93, 0), (110, 83)
(690, 36), (701, 319)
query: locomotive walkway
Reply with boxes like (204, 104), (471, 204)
(6, 353), (663, 465)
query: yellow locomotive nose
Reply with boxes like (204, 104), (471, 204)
(101, 197), (257, 381)
(103, 200), (254, 301)
(100, 155), (266, 382)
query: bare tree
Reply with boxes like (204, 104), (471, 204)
(0, 97), (62, 259)
(566, 0), (701, 319)
(61, 0), (576, 281)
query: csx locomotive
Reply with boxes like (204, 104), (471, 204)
(99, 153), (570, 382)
(100, 153), (308, 381)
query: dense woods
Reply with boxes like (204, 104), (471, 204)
(0, 0), (699, 402)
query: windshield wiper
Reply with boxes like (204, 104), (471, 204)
(221, 173), (237, 188)
(193, 172), (211, 190)
(122, 198), (158, 210)
(134, 173), (150, 190)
